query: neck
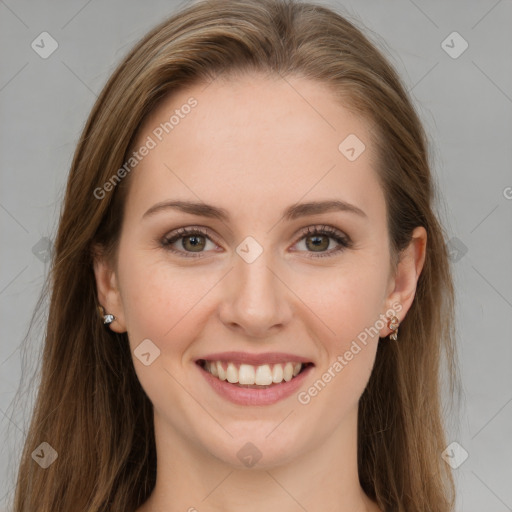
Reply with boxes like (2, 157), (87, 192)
(138, 407), (380, 512)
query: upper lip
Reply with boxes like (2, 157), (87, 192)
(196, 351), (314, 365)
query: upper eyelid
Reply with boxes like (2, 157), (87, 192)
(163, 226), (220, 244)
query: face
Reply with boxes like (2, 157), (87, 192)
(95, 72), (419, 469)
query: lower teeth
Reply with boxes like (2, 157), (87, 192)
(231, 382), (276, 389)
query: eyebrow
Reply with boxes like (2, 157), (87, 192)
(142, 199), (367, 221)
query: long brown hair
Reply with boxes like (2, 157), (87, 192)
(9, 1), (459, 510)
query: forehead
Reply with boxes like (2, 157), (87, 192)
(126, 73), (385, 226)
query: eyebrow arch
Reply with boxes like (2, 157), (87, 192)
(142, 199), (367, 221)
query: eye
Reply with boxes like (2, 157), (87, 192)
(292, 224), (352, 258)
(161, 226), (219, 258)
(160, 224), (352, 258)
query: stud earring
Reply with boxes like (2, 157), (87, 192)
(388, 315), (400, 341)
(97, 305), (116, 326)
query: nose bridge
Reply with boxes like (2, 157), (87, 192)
(219, 238), (291, 336)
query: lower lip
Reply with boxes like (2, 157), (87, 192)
(197, 362), (314, 406)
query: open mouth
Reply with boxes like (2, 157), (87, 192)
(196, 359), (314, 389)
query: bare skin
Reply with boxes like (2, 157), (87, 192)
(94, 72), (426, 512)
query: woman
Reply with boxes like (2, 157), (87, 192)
(11, 0), (458, 511)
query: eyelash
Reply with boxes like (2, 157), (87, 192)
(160, 224), (353, 259)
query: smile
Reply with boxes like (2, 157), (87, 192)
(195, 355), (315, 406)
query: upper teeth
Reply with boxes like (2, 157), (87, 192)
(204, 361), (302, 385)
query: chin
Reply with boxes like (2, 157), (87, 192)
(201, 427), (309, 470)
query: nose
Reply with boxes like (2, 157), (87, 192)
(218, 249), (293, 339)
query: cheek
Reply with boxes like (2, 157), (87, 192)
(117, 248), (220, 355)
(295, 312), (380, 419)
(293, 258), (387, 342)
(120, 265), (174, 341)
(116, 252), (213, 410)
(290, 260), (386, 399)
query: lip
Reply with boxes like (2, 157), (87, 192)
(196, 360), (314, 406)
(196, 351), (313, 365)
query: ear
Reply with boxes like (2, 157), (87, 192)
(92, 244), (127, 333)
(380, 226), (427, 337)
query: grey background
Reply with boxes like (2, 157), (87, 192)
(1, 0), (511, 510)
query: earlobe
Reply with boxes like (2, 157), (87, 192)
(380, 226), (427, 338)
(92, 246), (127, 333)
